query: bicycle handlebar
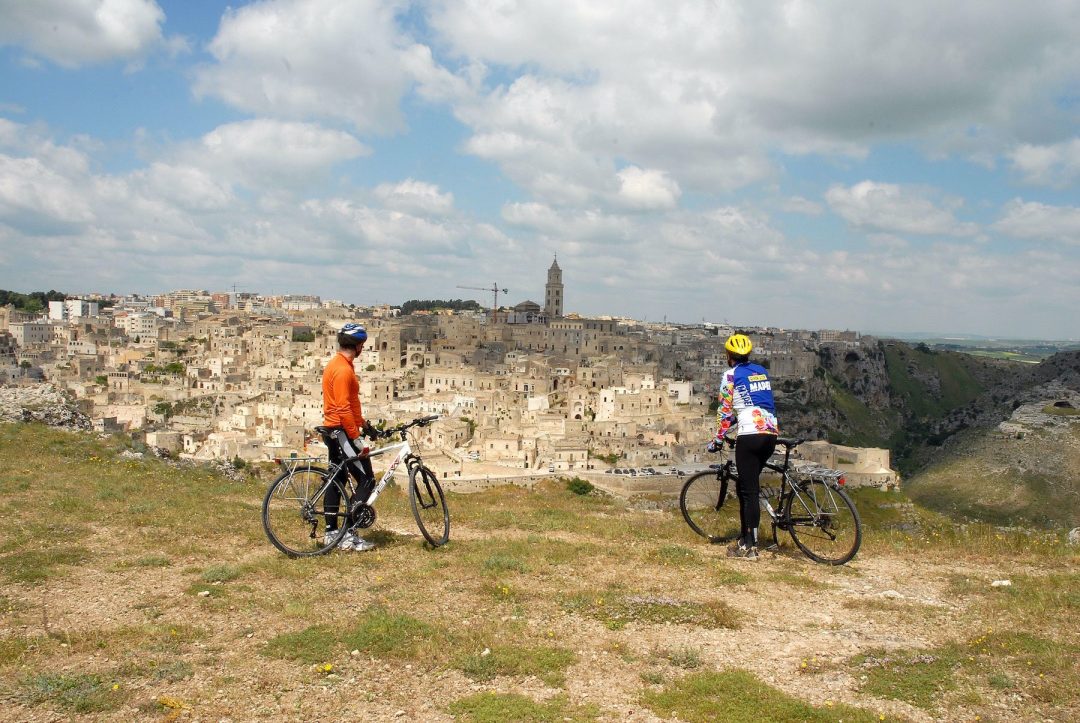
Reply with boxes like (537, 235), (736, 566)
(375, 414), (441, 438)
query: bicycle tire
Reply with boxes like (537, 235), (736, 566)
(262, 466), (349, 557)
(679, 468), (740, 543)
(785, 480), (862, 565)
(409, 464), (450, 547)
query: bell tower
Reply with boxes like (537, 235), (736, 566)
(544, 256), (563, 319)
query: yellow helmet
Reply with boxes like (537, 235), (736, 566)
(724, 333), (753, 356)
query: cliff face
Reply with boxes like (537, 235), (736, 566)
(778, 342), (1080, 476)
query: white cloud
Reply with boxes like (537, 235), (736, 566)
(779, 196), (824, 216)
(0, 121), (503, 296)
(0, 0), (166, 67)
(374, 180), (454, 216)
(501, 202), (632, 244)
(615, 166), (680, 211)
(994, 199), (1080, 245)
(1008, 139), (1080, 188)
(826, 181), (979, 237)
(137, 163), (237, 212)
(431, 1), (1080, 195)
(181, 119), (369, 189)
(193, 0), (425, 133)
(0, 154), (95, 226)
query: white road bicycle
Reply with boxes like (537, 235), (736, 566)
(262, 415), (449, 557)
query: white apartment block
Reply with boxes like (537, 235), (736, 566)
(49, 299), (100, 321)
(280, 295), (322, 311)
(9, 321), (51, 346)
(115, 312), (160, 341)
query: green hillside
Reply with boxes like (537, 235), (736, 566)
(906, 423), (1080, 528)
(1, 422), (1078, 721)
(808, 341), (994, 468)
(882, 343), (986, 419)
(820, 373), (899, 448)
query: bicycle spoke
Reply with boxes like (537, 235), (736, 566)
(785, 480), (862, 565)
(263, 467), (347, 557)
(680, 470), (741, 542)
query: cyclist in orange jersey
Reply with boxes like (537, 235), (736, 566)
(321, 323), (378, 551)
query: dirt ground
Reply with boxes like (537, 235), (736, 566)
(3, 492), (1073, 722)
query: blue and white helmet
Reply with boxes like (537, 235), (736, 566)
(339, 323), (368, 344)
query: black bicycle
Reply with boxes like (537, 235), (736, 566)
(679, 435), (862, 565)
(262, 415), (450, 557)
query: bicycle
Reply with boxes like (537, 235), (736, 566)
(262, 415), (450, 557)
(679, 435), (862, 565)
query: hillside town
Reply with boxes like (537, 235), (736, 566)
(0, 259), (897, 490)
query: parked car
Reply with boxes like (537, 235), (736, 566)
(643, 467), (657, 475)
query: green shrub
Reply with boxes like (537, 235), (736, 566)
(642, 669), (876, 722)
(20, 673), (126, 713)
(448, 692), (597, 722)
(566, 478), (594, 496)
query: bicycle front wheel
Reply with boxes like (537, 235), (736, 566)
(679, 469), (740, 543)
(785, 480), (862, 565)
(262, 466), (349, 557)
(409, 465), (450, 547)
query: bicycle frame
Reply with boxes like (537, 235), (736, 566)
(358, 437), (416, 506)
(273, 437), (415, 515)
(712, 440), (846, 527)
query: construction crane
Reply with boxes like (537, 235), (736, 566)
(457, 282), (508, 324)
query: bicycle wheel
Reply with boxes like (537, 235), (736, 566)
(679, 468), (740, 543)
(409, 465), (449, 547)
(262, 466), (349, 557)
(785, 480), (862, 565)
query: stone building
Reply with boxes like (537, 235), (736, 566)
(798, 441), (898, 489)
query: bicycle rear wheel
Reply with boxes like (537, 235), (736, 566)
(785, 480), (862, 565)
(262, 466), (349, 557)
(409, 465), (449, 547)
(679, 468), (740, 543)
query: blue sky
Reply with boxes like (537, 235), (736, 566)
(1, 0), (1078, 338)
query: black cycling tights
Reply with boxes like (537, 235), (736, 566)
(735, 434), (777, 547)
(324, 430), (375, 531)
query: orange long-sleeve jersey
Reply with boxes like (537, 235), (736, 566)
(322, 352), (364, 439)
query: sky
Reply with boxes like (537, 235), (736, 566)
(0, 1), (1078, 339)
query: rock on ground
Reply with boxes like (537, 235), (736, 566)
(0, 382), (91, 431)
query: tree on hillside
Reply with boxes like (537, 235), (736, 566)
(401, 299), (483, 315)
(0, 289), (66, 313)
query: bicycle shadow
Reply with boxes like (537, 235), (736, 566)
(361, 527), (449, 551)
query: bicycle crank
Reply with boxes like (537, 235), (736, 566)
(351, 503), (376, 529)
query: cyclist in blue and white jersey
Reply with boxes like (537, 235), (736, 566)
(707, 333), (779, 560)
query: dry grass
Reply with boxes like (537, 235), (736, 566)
(2, 422), (1078, 721)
